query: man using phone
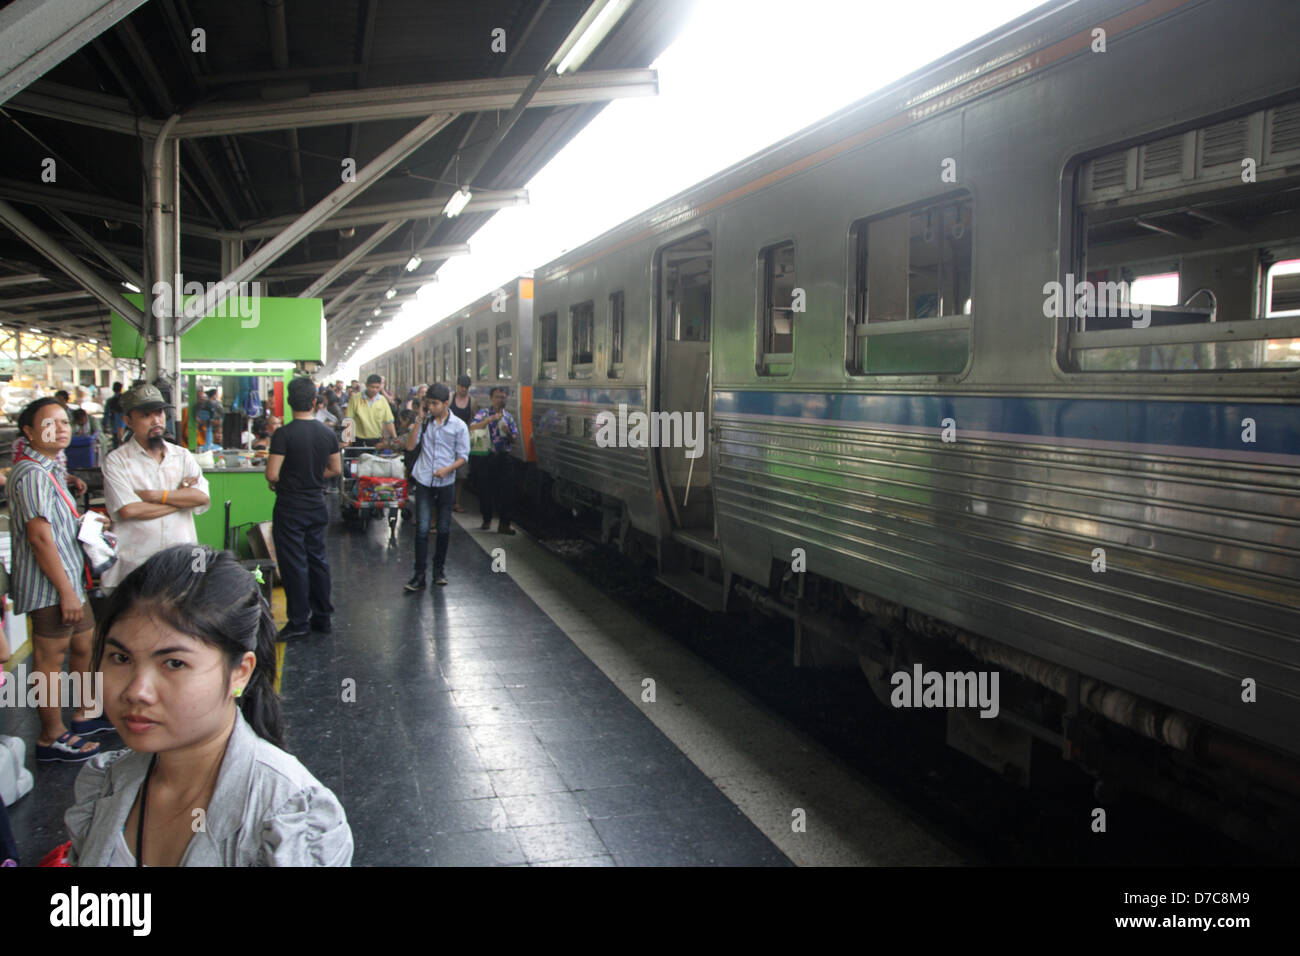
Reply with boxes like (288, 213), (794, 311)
(404, 383), (469, 590)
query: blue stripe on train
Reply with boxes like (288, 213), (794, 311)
(713, 390), (1300, 458)
(532, 386), (647, 404)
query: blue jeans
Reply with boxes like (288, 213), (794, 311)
(413, 481), (455, 577)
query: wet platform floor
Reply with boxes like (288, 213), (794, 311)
(2, 496), (790, 867)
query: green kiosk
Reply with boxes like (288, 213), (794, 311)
(111, 295), (325, 557)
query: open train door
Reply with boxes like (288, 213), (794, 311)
(654, 232), (714, 534)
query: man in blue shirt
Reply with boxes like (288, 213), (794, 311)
(404, 383), (469, 590)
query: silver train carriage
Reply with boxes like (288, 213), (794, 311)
(522, 0), (1300, 827)
(361, 276), (536, 466)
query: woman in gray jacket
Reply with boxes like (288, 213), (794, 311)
(64, 545), (353, 866)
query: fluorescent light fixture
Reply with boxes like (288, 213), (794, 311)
(405, 255), (422, 272)
(443, 188), (472, 218)
(365, 320), (372, 327)
(88, 338), (98, 344)
(121, 281), (141, 293)
(28, 327), (41, 333)
(385, 287), (396, 299)
(554, 0), (632, 75)
(372, 307), (382, 316)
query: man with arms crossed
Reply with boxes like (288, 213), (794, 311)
(101, 384), (210, 589)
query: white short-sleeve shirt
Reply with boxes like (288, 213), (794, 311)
(101, 438), (210, 588)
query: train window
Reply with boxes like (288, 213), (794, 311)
(570, 301), (594, 378)
(539, 312), (558, 379)
(846, 192), (972, 375)
(1068, 101), (1300, 371)
(496, 321), (513, 379)
(609, 290), (624, 378)
(475, 329), (490, 380)
(758, 241), (796, 374)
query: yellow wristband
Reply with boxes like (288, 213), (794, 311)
(161, 489), (168, 505)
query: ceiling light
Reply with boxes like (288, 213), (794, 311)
(554, 0), (632, 75)
(121, 281), (141, 293)
(88, 338), (97, 344)
(405, 255), (422, 272)
(385, 287), (396, 299)
(365, 320), (372, 326)
(28, 327), (41, 333)
(443, 188), (472, 218)
(372, 307), (382, 316)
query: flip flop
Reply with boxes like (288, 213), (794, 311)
(70, 716), (116, 738)
(36, 731), (101, 763)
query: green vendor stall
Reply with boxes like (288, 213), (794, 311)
(111, 294), (325, 557)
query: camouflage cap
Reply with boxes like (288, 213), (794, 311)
(121, 383), (167, 413)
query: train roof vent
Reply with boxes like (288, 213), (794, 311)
(1089, 151), (1129, 194)
(1265, 102), (1300, 162)
(1139, 134), (1187, 185)
(1198, 116), (1250, 170)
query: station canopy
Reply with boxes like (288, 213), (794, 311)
(0, 0), (691, 375)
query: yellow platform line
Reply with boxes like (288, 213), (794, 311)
(271, 584), (287, 694)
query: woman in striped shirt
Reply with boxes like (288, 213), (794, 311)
(9, 398), (105, 762)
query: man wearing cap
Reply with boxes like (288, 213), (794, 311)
(403, 383), (469, 590)
(101, 384), (211, 589)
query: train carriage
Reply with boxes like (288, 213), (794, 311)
(356, 0), (1300, 835)
(523, 0), (1300, 815)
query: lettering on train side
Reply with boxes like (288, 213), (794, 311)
(594, 405), (705, 459)
(1241, 678), (1256, 703)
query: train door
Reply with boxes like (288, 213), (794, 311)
(654, 232), (713, 532)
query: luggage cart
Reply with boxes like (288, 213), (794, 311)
(339, 446), (407, 544)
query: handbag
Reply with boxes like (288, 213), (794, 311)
(469, 426), (491, 456)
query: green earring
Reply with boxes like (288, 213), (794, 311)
(234, 686), (243, 698)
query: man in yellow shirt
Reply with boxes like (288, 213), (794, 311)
(346, 374), (396, 447)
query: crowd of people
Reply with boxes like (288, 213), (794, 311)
(0, 369), (526, 865)
(0, 382), (353, 866)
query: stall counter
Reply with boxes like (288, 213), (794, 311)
(194, 466), (276, 557)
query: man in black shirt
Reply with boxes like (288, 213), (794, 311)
(266, 376), (342, 641)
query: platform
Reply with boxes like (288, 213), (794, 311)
(1, 493), (961, 866)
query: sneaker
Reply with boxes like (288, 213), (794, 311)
(310, 616), (332, 633)
(434, 572), (448, 586)
(405, 574), (426, 592)
(277, 623), (312, 642)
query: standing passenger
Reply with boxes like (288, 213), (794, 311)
(63, 545), (353, 865)
(266, 377), (341, 641)
(346, 374), (396, 449)
(470, 387), (520, 535)
(101, 385), (210, 590)
(9, 399), (103, 761)
(449, 374), (475, 513)
(404, 384), (468, 590)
